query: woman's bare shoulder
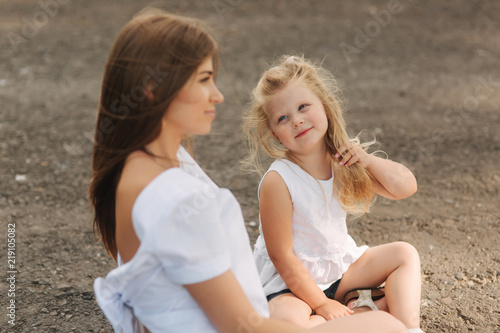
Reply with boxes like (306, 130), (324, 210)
(118, 150), (167, 198)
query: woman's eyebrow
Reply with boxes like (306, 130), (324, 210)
(198, 70), (213, 75)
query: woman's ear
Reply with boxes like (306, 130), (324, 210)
(144, 85), (154, 101)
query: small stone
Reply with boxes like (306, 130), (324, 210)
(427, 291), (441, 300)
(57, 283), (71, 290)
(455, 272), (465, 280)
(441, 296), (453, 305)
(50, 311), (58, 316)
(15, 174), (27, 182)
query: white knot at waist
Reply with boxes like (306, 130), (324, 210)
(94, 277), (137, 333)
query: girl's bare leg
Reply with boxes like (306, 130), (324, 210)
(268, 293), (326, 328)
(334, 242), (422, 329)
(311, 311), (406, 333)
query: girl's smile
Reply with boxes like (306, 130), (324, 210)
(295, 127), (313, 138)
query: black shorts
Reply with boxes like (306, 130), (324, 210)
(266, 278), (342, 302)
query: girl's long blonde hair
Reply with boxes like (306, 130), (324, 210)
(242, 55), (375, 215)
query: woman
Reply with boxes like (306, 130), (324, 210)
(90, 9), (407, 333)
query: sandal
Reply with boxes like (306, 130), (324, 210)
(343, 287), (385, 311)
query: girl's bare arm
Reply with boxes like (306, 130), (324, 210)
(338, 143), (417, 200)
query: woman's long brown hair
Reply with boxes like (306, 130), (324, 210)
(89, 9), (218, 260)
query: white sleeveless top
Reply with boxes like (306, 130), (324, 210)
(253, 159), (368, 295)
(94, 147), (269, 333)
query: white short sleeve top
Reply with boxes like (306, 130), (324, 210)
(94, 147), (269, 333)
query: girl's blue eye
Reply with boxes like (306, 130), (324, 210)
(298, 104), (307, 111)
(278, 115), (288, 123)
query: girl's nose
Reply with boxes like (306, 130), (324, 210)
(293, 117), (304, 128)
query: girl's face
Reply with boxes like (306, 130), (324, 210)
(267, 84), (328, 155)
(162, 57), (224, 138)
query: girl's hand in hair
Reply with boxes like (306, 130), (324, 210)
(335, 138), (418, 199)
(334, 141), (371, 168)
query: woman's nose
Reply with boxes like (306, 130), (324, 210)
(210, 84), (224, 104)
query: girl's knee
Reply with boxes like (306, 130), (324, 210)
(268, 296), (313, 326)
(392, 241), (420, 265)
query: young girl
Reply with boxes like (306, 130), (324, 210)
(243, 55), (424, 333)
(90, 10), (406, 333)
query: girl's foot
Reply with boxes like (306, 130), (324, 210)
(346, 289), (378, 311)
(343, 288), (385, 312)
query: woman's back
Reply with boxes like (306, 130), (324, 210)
(95, 147), (270, 332)
(115, 150), (167, 263)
